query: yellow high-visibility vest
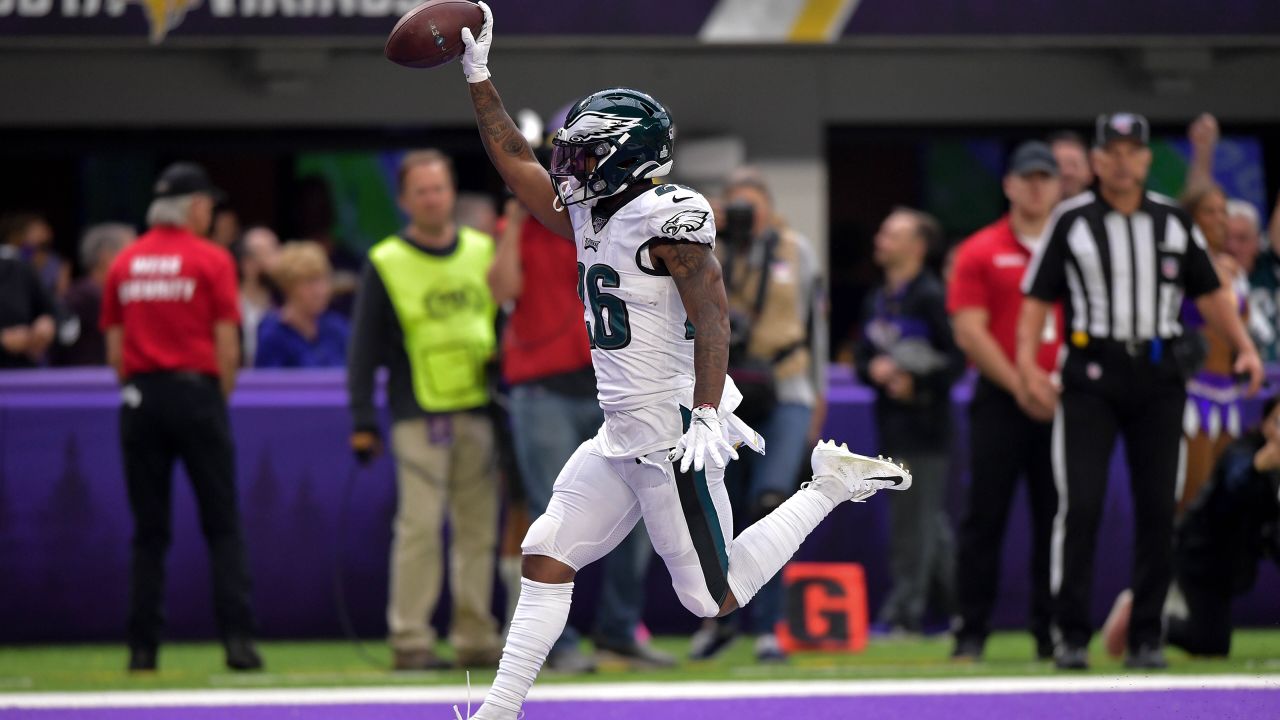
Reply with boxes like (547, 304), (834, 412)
(369, 228), (496, 412)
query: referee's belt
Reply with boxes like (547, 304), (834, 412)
(1087, 338), (1158, 360)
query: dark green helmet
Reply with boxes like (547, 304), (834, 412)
(550, 88), (675, 207)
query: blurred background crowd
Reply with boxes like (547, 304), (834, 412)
(3, 110), (1278, 673)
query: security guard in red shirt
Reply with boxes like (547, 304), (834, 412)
(101, 163), (262, 673)
(947, 142), (1064, 661)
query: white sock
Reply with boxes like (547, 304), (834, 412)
(726, 483), (836, 607)
(473, 578), (573, 720)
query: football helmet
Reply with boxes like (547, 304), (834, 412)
(550, 88), (675, 208)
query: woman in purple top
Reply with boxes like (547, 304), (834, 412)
(255, 241), (349, 369)
(1179, 183), (1250, 515)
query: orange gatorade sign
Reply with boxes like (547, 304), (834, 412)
(776, 562), (868, 653)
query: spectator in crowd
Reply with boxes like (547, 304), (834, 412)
(1247, 193), (1280, 362)
(347, 149), (503, 671)
(488, 197), (673, 672)
(1018, 113), (1262, 670)
(293, 175), (361, 316)
(1049, 131), (1094, 199)
(690, 168), (827, 662)
(101, 162), (261, 672)
(0, 239), (56, 368)
(237, 226), (280, 367)
(1103, 395), (1280, 659)
(855, 207), (964, 635)
(1179, 181), (1251, 515)
(948, 142), (1063, 662)
(1225, 200), (1263, 275)
(457, 193), (499, 237)
(1224, 199), (1278, 361)
(210, 204), (241, 251)
(51, 223), (136, 366)
(254, 241), (349, 368)
(2, 213), (70, 303)
(1185, 113), (1220, 192)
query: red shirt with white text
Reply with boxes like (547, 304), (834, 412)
(100, 225), (241, 378)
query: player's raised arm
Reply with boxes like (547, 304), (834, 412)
(460, 3), (572, 239)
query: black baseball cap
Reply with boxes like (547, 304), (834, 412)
(1095, 112), (1150, 147)
(1008, 141), (1059, 177)
(153, 162), (225, 201)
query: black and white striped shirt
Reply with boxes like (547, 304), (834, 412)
(1022, 191), (1220, 341)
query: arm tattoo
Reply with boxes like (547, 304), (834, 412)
(656, 241), (730, 408)
(468, 80), (536, 161)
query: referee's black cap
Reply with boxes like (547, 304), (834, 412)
(1095, 113), (1150, 148)
(1008, 141), (1059, 176)
(154, 162), (226, 202)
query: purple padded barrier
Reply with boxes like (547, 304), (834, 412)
(1, 367), (1277, 642)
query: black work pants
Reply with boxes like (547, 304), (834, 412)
(120, 373), (256, 649)
(1166, 579), (1233, 656)
(955, 378), (1056, 647)
(1052, 344), (1185, 651)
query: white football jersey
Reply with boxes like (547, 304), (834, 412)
(566, 183), (716, 456)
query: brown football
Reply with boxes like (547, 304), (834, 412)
(384, 0), (484, 69)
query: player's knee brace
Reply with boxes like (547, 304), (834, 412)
(521, 513), (565, 562)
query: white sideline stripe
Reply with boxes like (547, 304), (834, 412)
(3, 675), (1279, 709)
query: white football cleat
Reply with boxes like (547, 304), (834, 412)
(809, 440), (912, 502)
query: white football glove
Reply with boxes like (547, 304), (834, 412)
(668, 405), (739, 473)
(460, 1), (493, 83)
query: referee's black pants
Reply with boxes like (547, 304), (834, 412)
(120, 373), (256, 650)
(1052, 344), (1185, 652)
(955, 378), (1056, 650)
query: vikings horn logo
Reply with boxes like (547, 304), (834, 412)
(661, 209), (709, 237)
(134, 0), (201, 44)
(558, 111), (643, 143)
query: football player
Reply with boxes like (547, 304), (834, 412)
(455, 4), (911, 717)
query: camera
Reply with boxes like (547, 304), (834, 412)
(721, 199), (755, 248)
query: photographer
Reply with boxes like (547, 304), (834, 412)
(1102, 395), (1280, 657)
(688, 168), (827, 663)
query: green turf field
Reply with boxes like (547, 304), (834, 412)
(3, 631), (1280, 693)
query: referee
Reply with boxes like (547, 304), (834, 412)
(101, 163), (262, 672)
(1017, 113), (1263, 671)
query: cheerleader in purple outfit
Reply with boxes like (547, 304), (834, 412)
(1179, 183), (1249, 516)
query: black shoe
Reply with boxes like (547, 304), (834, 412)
(688, 621), (738, 661)
(224, 636), (264, 671)
(1124, 644), (1168, 670)
(128, 646), (157, 672)
(392, 648), (451, 671)
(595, 639), (677, 670)
(1035, 638), (1055, 661)
(455, 646), (504, 669)
(951, 636), (984, 662)
(546, 646), (597, 674)
(1055, 645), (1089, 670)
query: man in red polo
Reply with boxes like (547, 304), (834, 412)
(101, 162), (261, 673)
(947, 142), (1064, 661)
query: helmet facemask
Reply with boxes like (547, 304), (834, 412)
(549, 90), (676, 208)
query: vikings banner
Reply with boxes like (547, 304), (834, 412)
(0, 0), (1277, 44)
